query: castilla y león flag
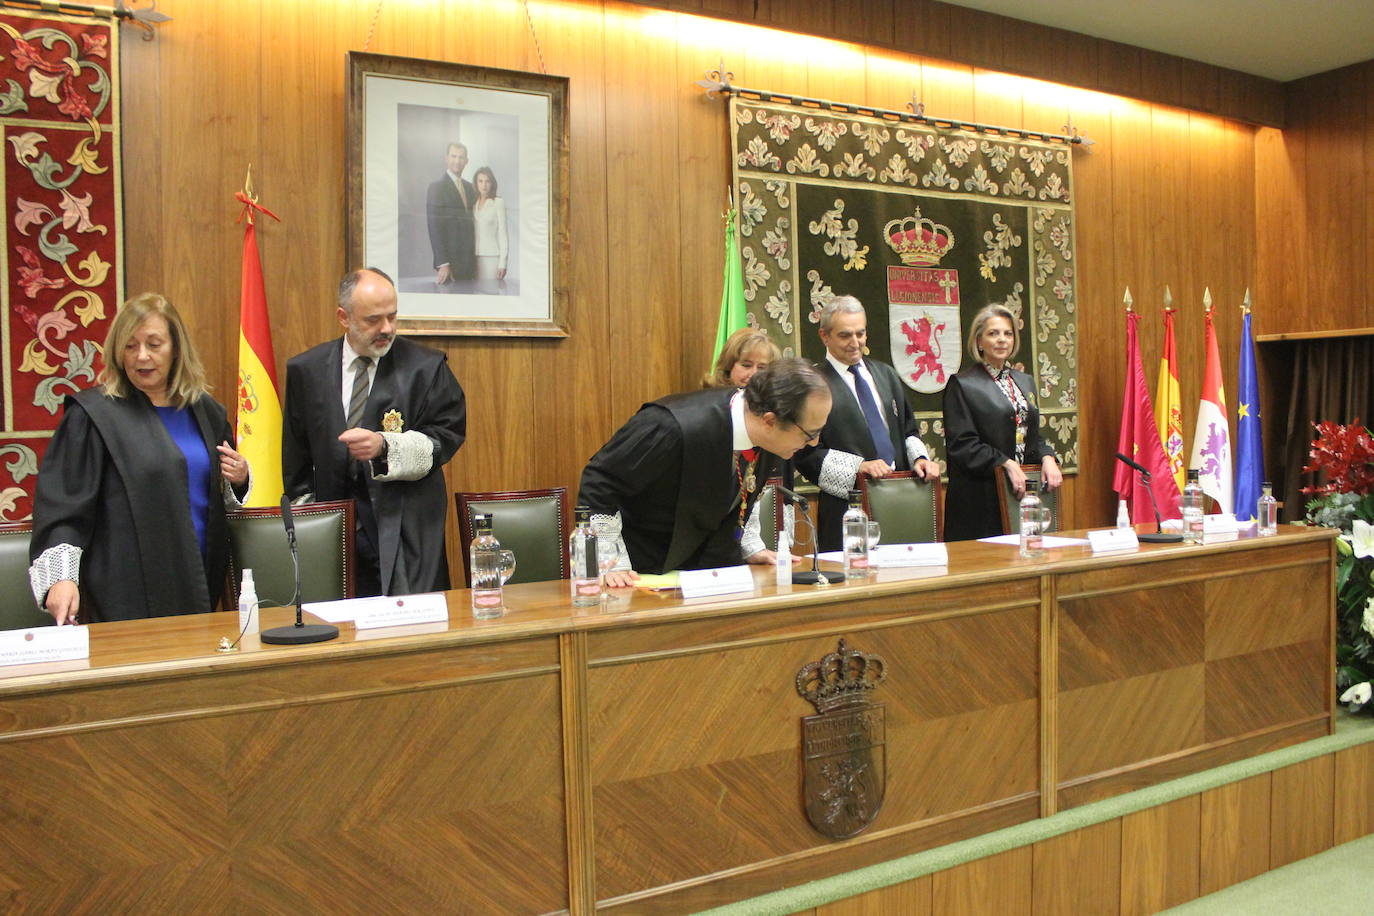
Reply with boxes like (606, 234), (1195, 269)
(1113, 310), (1180, 523)
(1189, 308), (1233, 514)
(235, 191), (283, 507)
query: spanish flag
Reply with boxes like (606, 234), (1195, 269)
(1155, 305), (1185, 494)
(235, 191), (283, 506)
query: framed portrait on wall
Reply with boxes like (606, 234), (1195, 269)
(345, 52), (569, 337)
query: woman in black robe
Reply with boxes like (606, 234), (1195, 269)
(28, 293), (251, 624)
(942, 303), (1063, 541)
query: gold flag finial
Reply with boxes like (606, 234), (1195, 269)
(1242, 288), (1252, 314)
(1123, 286), (1133, 312)
(1203, 287), (1213, 313)
(1163, 285), (1173, 310)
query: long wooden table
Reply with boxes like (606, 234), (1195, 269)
(0, 526), (1334, 914)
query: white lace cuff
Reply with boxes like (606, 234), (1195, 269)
(223, 465), (252, 509)
(741, 500), (766, 558)
(589, 511), (631, 571)
(29, 543), (81, 608)
(904, 435), (930, 467)
(818, 451), (862, 499)
(373, 431), (435, 481)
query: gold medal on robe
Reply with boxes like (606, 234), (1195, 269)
(744, 463), (757, 493)
(382, 409), (404, 433)
(1015, 426), (1026, 448)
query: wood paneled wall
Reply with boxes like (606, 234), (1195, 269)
(1256, 59), (1374, 336)
(120, 0), (1271, 574)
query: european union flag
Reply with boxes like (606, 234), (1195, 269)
(1234, 309), (1264, 522)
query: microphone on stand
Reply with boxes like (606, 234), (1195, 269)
(261, 495), (341, 645)
(769, 483), (829, 585)
(1114, 452), (1183, 544)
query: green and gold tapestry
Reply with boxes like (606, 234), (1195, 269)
(729, 98), (1079, 471)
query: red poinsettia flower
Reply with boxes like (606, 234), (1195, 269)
(1302, 420), (1374, 496)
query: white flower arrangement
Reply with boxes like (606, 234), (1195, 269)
(1339, 681), (1371, 712)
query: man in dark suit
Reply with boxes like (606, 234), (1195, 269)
(425, 142), (477, 287)
(795, 296), (940, 551)
(579, 358), (831, 585)
(283, 268), (467, 596)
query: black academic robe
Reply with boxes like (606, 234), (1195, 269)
(282, 336), (467, 595)
(942, 364), (1055, 541)
(29, 388), (237, 621)
(794, 358), (920, 551)
(578, 387), (784, 574)
(426, 173), (478, 281)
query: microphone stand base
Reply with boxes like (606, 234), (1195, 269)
(792, 570), (846, 585)
(261, 623), (340, 645)
(1139, 532), (1184, 544)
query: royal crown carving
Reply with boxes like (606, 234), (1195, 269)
(796, 639), (887, 714)
(883, 209), (955, 266)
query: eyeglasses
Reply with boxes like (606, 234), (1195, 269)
(794, 422), (824, 443)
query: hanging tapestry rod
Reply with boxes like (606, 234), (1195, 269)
(0, 0), (170, 38)
(697, 67), (1095, 149)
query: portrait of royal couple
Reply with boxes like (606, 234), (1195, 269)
(425, 140), (510, 295)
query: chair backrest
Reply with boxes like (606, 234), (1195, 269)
(455, 488), (570, 587)
(758, 476), (784, 551)
(994, 463), (1059, 535)
(860, 472), (943, 543)
(0, 522), (51, 631)
(227, 500), (354, 607)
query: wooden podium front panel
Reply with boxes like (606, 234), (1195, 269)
(584, 582), (1041, 907)
(1055, 539), (1332, 807)
(0, 636), (568, 915)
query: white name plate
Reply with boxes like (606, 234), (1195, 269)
(679, 565), (756, 599)
(1202, 513), (1240, 542)
(871, 543), (949, 567)
(0, 625), (89, 666)
(1088, 527), (1140, 553)
(354, 593), (450, 630)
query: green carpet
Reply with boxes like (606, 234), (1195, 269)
(1159, 832), (1374, 915)
(697, 713), (1374, 916)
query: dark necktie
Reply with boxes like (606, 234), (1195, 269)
(347, 356), (372, 429)
(848, 363), (896, 465)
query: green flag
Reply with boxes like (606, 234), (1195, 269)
(710, 206), (748, 367)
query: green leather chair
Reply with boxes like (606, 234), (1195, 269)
(0, 523), (52, 630)
(456, 488), (570, 587)
(995, 463), (1060, 534)
(226, 500), (354, 608)
(859, 471), (943, 543)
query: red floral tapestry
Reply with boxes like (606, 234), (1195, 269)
(0, 9), (121, 520)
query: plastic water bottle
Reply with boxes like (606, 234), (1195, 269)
(842, 489), (869, 580)
(238, 568), (259, 636)
(569, 505), (602, 606)
(1257, 482), (1278, 536)
(1116, 499), (1131, 530)
(1019, 489), (1045, 558)
(775, 528), (791, 587)
(1182, 469), (1204, 544)
(470, 513), (505, 618)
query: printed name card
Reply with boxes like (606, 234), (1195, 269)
(1088, 527), (1140, 553)
(678, 565), (756, 599)
(1202, 513), (1240, 542)
(354, 593), (450, 630)
(870, 543), (949, 567)
(0, 625), (89, 667)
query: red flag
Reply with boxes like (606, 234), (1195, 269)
(1114, 311), (1182, 522)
